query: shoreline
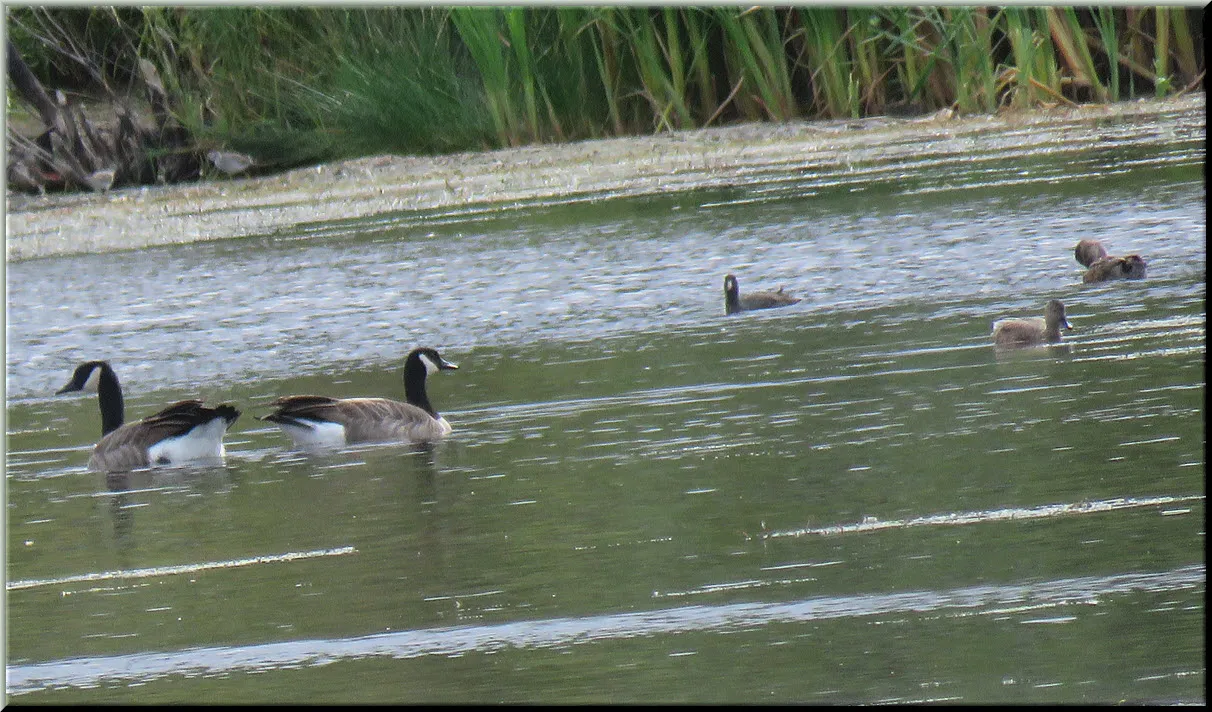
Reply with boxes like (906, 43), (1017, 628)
(4, 93), (1205, 263)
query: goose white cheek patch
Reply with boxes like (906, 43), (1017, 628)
(83, 367), (103, 392)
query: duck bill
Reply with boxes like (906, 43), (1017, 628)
(1062, 318), (1073, 331)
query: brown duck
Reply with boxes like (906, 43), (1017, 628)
(991, 299), (1073, 347)
(1083, 254), (1148, 283)
(1073, 239), (1109, 268)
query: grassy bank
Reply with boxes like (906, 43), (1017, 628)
(6, 6), (1205, 170)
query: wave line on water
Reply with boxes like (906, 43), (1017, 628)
(5, 564), (1203, 696)
(6, 546), (358, 592)
(762, 494), (1204, 540)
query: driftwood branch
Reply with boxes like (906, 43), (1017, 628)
(5, 39), (202, 194)
(7, 40), (62, 131)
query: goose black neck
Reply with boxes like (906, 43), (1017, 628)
(94, 362), (125, 436)
(404, 365), (437, 417)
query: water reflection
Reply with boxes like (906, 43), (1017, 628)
(7, 564), (1203, 696)
(103, 470), (141, 545)
(7, 545), (358, 594)
(96, 465), (235, 548)
(992, 342), (1073, 361)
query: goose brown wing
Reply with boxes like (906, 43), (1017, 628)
(89, 400), (240, 472)
(140, 400), (240, 437)
(265, 396), (427, 421)
(89, 423), (154, 472)
(262, 395), (349, 423)
(265, 395), (342, 412)
(327, 398), (441, 443)
(262, 396), (447, 444)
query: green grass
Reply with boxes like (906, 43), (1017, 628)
(6, 6), (1205, 169)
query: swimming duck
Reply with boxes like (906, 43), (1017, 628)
(991, 299), (1073, 347)
(1082, 254), (1147, 283)
(1073, 239), (1109, 268)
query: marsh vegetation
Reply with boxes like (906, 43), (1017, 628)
(6, 5), (1205, 190)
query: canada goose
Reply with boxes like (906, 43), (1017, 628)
(1083, 254), (1148, 283)
(1073, 239), (1109, 268)
(56, 360), (241, 472)
(991, 299), (1073, 347)
(260, 347), (458, 450)
(723, 274), (801, 315)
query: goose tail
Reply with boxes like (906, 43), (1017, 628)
(213, 404), (241, 427)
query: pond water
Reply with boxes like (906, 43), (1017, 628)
(4, 113), (1205, 703)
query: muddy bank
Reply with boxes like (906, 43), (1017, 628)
(5, 93), (1205, 262)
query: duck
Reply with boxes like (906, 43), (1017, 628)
(1082, 254), (1148, 283)
(56, 360), (241, 472)
(1073, 239), (1109, 268)
(723, 274), (801, 315)
(991, 299), (1073, 347)
(260, 347), (458, 450)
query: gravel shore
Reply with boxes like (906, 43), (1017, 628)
(5, 93), (1204, 262)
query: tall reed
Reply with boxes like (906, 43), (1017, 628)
(8, 6), (1204, 167)
(947, 6), (1000, 113)
(715, 6), (798, 121)
(792, 7), (857, 118)
(1093, 7), (1121, 101)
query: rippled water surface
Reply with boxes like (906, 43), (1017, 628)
(5, 112), (1205, 703)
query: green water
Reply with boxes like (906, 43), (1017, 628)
(7, 296), (1205, 702)
(4, 119), (1206, 703)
